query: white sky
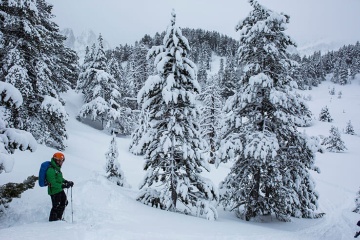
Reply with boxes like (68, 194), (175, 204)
(47, 0), (360, 47)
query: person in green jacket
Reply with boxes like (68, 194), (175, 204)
(46, 152), (74, 221)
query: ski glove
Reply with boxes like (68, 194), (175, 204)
(62, 180), (74, 189)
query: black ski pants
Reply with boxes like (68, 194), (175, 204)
(49, 190), (67, 221)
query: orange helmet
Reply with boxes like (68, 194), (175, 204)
(53, 152), (65, 161)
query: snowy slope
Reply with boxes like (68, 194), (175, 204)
(0, 76), (360, 240)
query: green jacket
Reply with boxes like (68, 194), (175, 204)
(46, 158), (66, 195)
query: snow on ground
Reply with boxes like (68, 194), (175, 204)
(0, 76), (360, 240)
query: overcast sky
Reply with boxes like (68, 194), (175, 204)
(47, 0), (360, 47)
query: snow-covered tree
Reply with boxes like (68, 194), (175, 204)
(136, 10), (218, 220)
(322, 126), (347, 152)
(126, 42), (153, 98)
(221, 55), (238, 99)
(0, 81), (37, 214)
(319, 106), (333, 122)
(218, 0), (321, 222)
(344, 120), (355, 135)
(333, 59), (349, 85)
(355, 188), (360, 214)
(105, 134), (130, 188)
(337, 91), (342, 99)
(129, 109), (150, 155)
(77, 34), (134, 134)
(197, 61), (208, 88)
(198, 74), (223, 164)
(0, 0), (78, 150)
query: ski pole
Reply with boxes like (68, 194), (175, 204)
(71, 186), (73, 223)
(63, 188), (68, 221)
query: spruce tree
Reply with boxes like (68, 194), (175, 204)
(329, 87), (335, 95)
(77, 34), (134, 134)
(221, 55), (237, 99)
(338, 59), (349, 85)
(127, 42), (152, 97)
(0, 81), (37, 214)
(105, 134), (130, 188)
(322, 126), (347, 152)
(319, 106), (333, 122)
(0, 0), (78, 150)
(337, 91), (342, 99)
(136, 10), (218, 220)
(198, 74), (223, 164)
(355, 188), (360, 213)
(345, 120), (355, 135)
(129, 110), (150, 155)
(197, 62), (208, 88)
(218, 0), (321, 222)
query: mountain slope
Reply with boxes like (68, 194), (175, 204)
(0, 76), (360, 240)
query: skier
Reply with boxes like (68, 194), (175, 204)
(46, 152), (74, 221)
(355, 220), (360, 238)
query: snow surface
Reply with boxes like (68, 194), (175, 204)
(0, 75), (360, 239)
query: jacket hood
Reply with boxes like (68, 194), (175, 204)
(50, 158), (61, 170)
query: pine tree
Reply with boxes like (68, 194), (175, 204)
(345, 120), (355, 135)
(105, 134), (130, 188)
(338, 59), (349, 85)
(218, 0), (321, 222)
(125, 42), (153, 109)
(221, 55), (237, 99)
(322, 126), (347, 152)
(0, 81), (37, 214)
(329, 87), (335, 95)
(197, 62), (208, 88)
(337, 91), (342, 99)
(355, 187), (360, 213)
(129, 110), (150, 155)
(198, 74), (223, 164)
(0, 0), (78, 150)
(77, 34), (134, 134)
(332, 59), (349, 85)
(218, 58), (225, 78)
(136, 10), (218, 220)
(319, 106), (333, 122)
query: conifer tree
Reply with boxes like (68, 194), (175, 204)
(355, 188), (360, 213)
(129, 110), (150, 155)
(124, 42), (153, 110)
(0, 0), (78, 150)
(105, 134), (130, 187)
(319, 106), (333, 122)
(338, 60), (349, 85)
(197, 62), (208, 88)
(218, 0), (321, 222)
(329, 87), (335, 95)
(218, 58), (225, 78)
(322, 126), (347, 152)
(337, 91), (342, 99)
(198, 74), (223, 164)
(136, 10), (218, 220)
(77, 34), (134, 134)
(221, 55), (237, 99)
(345, 120), (355, 135)
(0, 81), (37, 214)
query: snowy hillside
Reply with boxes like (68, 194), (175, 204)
(61, 27), (354, 59)
(0, 75), (360, 240)
(296, 39), (354, 57)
